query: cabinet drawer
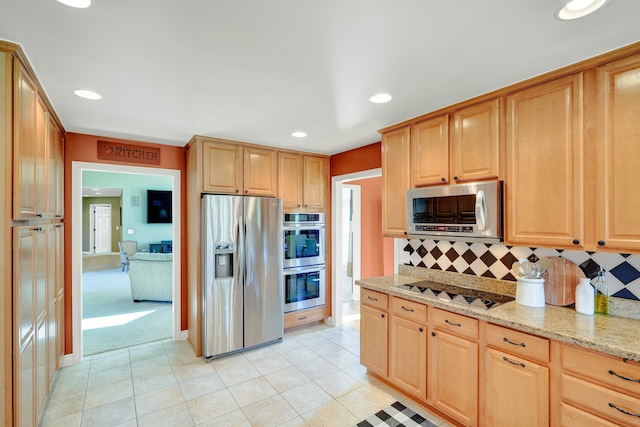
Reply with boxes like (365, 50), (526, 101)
(391, 297), (427, 324)
(431, 308), (478, 340)
(562, 374), (640, 427)
(560, 402), (619, 427)
(361, 289), (388, 310)
(485, 323), (549, 364)
(562, 344), (640, 397)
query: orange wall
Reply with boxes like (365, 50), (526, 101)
(349, 177), (394, 279)
(63, 133), (188, 354)
(330, 142), (381, 177)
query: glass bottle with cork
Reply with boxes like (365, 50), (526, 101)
(594, 268), (609, 315)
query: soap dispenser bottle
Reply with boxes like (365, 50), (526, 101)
(594, 269), (609, 315)
(575, 277), (594, 315)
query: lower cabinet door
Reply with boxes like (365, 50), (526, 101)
(390, 315), (427, 398)
(484, 348), (549, 427)
(360, 304), (388, 377)
(429, 330), (478, 426)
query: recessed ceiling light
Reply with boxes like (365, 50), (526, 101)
(555, 0), (608, 20)
(74, 89), (102, 100)
(56, 0), (91, 8)
(369, 93), (392, 104)
(292, 131), (307, 138)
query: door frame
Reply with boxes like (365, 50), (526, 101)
(329, 168), (381, 327)
(66, 161), (183, 366)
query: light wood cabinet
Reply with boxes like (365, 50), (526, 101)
(360, 289), (389, 377)
(505, 74), (584, 248)
(202, 139), (277, 196)
(411, 115), (450, 186)
(277, 152), (327, 211)
(2, 44), (65, 427)
(13, 61), (39, 220)
(283, 305), (325, 330)
(381, 126), (410, 237)
(428, 309), (478, 426)
(595, 54), (640, 252)
(411, 99), (501, 187)
(558, 343), (640, 427)
(483, 323), (550, 427)
(451, 98), (501, 183)
(389, 297), (427, 398)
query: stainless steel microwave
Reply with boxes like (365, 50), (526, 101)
(407, 181), (503, 243)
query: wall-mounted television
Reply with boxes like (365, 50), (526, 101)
(147, 190), (172, 224)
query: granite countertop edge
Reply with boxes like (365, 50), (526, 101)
(356, 273), (640, 361)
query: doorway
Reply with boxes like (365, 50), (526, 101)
(68, 161), (182, 365)
(331, 168), (381, 327)
(89, 204), (112, 254)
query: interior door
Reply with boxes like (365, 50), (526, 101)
(90, 204), (111, 254)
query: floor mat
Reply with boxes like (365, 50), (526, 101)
(356, 401), (437, 427)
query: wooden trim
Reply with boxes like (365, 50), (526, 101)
(379, 41), (640, 135)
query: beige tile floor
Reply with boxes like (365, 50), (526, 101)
(40, 310), (451, 427)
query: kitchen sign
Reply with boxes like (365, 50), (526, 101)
(97, 141), (161, 165)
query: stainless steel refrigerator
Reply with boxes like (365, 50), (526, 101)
(202, 194), (283, 359)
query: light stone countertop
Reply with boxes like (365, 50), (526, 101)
(356, 267), (640, 361)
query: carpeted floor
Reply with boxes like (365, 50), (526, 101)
(356, 401), (437, 427)
(82, 267), (172, 356)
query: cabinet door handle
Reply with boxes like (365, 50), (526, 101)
(367, 296), (378, 302)
(445, 319), (462, 327)
(298, 316), (307, 321)
(608, 403), (640, 418)
(608, 370), (640, 383)
(401, 306), (414, 312)
(503, 357), (525, 368)
(503, 337), (526, 347)
(381, 314), (385, 319)
(419, 327), (424, 333)
(598, 240), (606, 247)
(440, 177), (446, 182)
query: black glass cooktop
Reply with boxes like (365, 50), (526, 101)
(393, 280), (514, 310)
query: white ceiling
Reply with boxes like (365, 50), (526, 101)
(1, 1), (639, 155)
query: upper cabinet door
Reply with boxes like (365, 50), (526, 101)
(451, 98), (501, 183)
(243, 146), (277, 196)
(595, 54), (640, 252)
(46, 114), (64, 219)
(202, 140), (243, 194)
(278, 152), (303, 210)
(13, 61), (39, 220)
(505, 74), (584, 248)
(302, 155), (326, 210)
(411, 115), (449, 186)
(382, 126), (410, 237)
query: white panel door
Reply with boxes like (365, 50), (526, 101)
(90, 204), (112, 254)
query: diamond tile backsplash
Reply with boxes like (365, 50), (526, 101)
(400, 239), (640, 301)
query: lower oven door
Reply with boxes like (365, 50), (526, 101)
(283, 265), (326, 313)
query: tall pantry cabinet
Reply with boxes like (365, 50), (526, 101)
(1, 42), (65, 427)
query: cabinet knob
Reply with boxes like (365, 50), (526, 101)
(431, 332), (436, 337)
(235, 189), (239, 193)
(453, 176), (458, 181)
(297, 204), (301, 208)
(245, 190), (248, 194)
(419, 327), (424, 333)
(572, 239), (580, 245)
(598, 240), (606, 247)
(381, 314), (385, 319)
(441, 177), (446, 182)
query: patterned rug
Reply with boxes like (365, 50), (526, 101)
(356, 401), (437, 427)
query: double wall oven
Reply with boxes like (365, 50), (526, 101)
(283, 213), (325, 313)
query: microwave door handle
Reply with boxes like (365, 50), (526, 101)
(475, 190), (487, 231)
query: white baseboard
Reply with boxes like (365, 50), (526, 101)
(176, 329), (189, 341)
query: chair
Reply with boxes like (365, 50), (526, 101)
(118, 240), (138, 271)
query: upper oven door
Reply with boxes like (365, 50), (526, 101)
(283, 225), (325, 268)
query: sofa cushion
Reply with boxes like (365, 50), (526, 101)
(131, 253), (173, 262)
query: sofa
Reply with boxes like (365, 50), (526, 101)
(128, 252), (173, 302)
